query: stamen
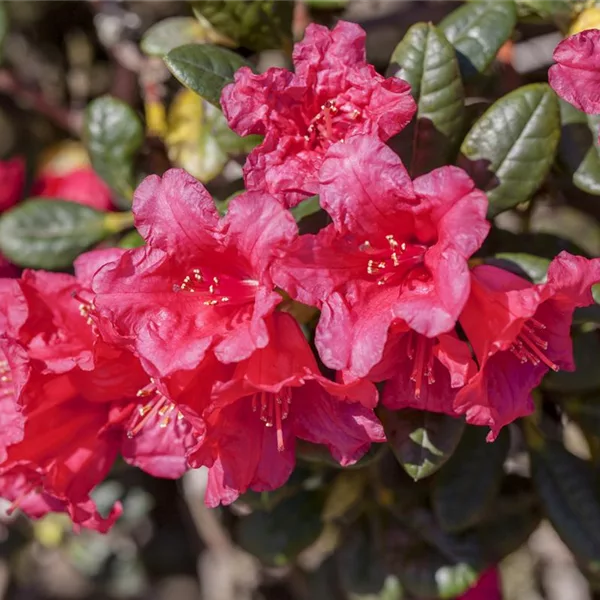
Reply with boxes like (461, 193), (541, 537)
(6, 488), (34, 516)
(252, 390), (291, 452)
(509, 319), (559, 372)
(407, 334), (436, 399)
(128, 382), (185, 438)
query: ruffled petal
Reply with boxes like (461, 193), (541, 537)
(292, 381), (385, 466)
(549, 30), (600, 114)
(319, 136), (416, 237)
(132, 169), (220, 257)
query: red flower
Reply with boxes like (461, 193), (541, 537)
(92, 169), (297, 377)
(456, 253), (600, 440)
(0, 255), (204, 529)
(0, 157), (25, 212)
(176, 312), (383, 507)
(32, 167), (113, 211)
(274, 137), (489, 378)
(549, 29), (600, 116)
(458, 567), (502, 600)
(221, 21), (416, 207)
(381, 325), (476, 415)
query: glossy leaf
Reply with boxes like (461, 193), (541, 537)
(491, 253), (550, 283)
(516, 0), (577, 24)
(191, 1), (293, 52)
(559, 99), (600, 196)
(336, 519), (402, 599)
(236, 488), (324, 566)
(544, 331), (600, 395)
(82, 96), (144, 208)
(0, 199), (108, 270)
(527, 424), (600, 571)
(387, 22), (465, 175)
(398, 546), (479, 599)
(432, 426), (510, 533)
(439, 0), (517, 78)
(164, 44), (252, 108)
(380, 407), (465, 481)
(141, 16), (234, 57)
(458, 83), (560, 217)
(119, 230), (145, 249)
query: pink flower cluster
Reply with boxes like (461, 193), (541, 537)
(0, 21), (599, 530)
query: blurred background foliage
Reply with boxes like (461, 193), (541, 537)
(2, 1), (600, 599)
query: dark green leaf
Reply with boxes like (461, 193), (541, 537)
(164, 44), (251, 108)
(305, 0), (348, 8)
(433, 426), (510, 533)
(0, 3), (8, 62)
(236, 488), (324, 566)
(379, 407), (465, 481)
(491, 252), (550, 283)
(296, 439), (386, 470)
(290, 195), (321, 222)
(516, 0), (575, 20)
(387, 23), (465, 175)
(336, 519), (403, 599)
(559, 99), (600, 196)
(544, 331), (600, 394)
(458, 83), (560, 216)
(563, 397), (600, 438)
(0, 199), (108, 270)
(440, 0), (517, 78)
(191, 1), (293, 52)
(398, 546), (479, 599)
(528, 427), (600, 572)
(83, 96), (144, 208)
(119, 230), (145, 249)
(140, 17), (230, 57)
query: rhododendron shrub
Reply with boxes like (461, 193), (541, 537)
(2, 2), (600, 598)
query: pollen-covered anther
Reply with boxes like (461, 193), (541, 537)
(509, 318), (559, 372)
(407, 333), (436, 399)
(251, 389), (292, 452)
(177, 268), (203, 293)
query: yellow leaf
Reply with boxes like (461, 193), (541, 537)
(164, 89), (228, 183)
(569, 6), (600, 35)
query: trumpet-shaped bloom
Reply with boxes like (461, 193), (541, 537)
(221, 21), (416, 206)
(92, 169), (297, 377)
(274, 137), (489, 378)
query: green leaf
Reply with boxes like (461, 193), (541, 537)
(433, 426), (510, 533)
(191, 1), (293, 52)
(0, 199), (109, 270)
(119, 230), (144, 249)
(141, 16), (232, 57)
(528, 428), (600, 572)
(544, 331), (600, 395)
(82, 96), (144, 208)
(398, 547), (479, 599)
(559, 99), (600, 196)
(379, 407), (465, 481)
(0, 3), (8, 62)
(439, 0), (517, 78)
(458, 83), (560, 217)
(164, 44), (251, 108)
(336, 519), (403, 600)
(236, 488), (324, 566)
(491, 252), (550, 283)
(305, 0), (349, 9)
(297, 440), (386, 470)
(387, 23), (465, 176)
(290, 195), (322, 222)
(563, 397), (600, 439)
(516, 0), (575, 20)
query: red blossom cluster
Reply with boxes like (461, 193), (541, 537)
(1, 21), (600, 531)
